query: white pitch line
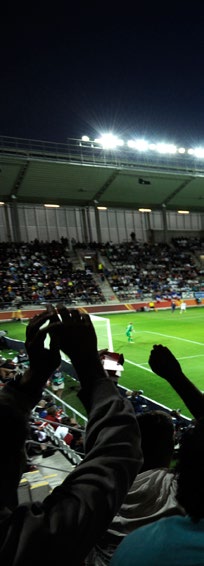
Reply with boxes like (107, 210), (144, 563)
(125, 359), (153, 372)
(125, 352), (204, 373)
(142, 331), (204, 346)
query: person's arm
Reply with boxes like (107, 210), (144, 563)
(0, 307), (143, 566)
(148, 344), (204, 419)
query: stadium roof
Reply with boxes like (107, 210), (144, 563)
(1, 136), (204, 212)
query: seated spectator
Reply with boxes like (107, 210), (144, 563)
(54, 415), (74, 446)
(85, 409), (184, 565)
(125, 389), (146, 413)
(45, 402), (62, 429)
(34, 398), (48, 418)
(50, 364), (65, 398)
(0, 304), (142, 565)
(16, 348), (29, 364)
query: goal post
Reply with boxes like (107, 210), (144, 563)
(44, 313), (113, 362)
(90, 314), (113, 352)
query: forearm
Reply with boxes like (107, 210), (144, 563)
(42, 378), (142, 563)
(167, 371), (204, 420)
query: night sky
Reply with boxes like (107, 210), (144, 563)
(2, 4), (204, 146)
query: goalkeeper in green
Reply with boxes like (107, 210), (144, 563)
(126, 322), (134, 343)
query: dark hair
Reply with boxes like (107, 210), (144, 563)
(137, 410), (174, 471)
(176, 418), (204, 521)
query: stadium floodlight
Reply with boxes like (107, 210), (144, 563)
(97, 206), (107, 210)
(81, 135), (90, 141)
(177, 210), (190, 214)
(127, 139), (148, 151)
(155, 143), (177, 154)
(0, 202), (5, 205)
(193, 147), (204, 158)
(139, 208), (152, 212)
(178, 147), (186, 154)
(148, 143), (157, 150)
(44, 204), (60, 208)
(187, 148), (194, 155)
(94, 133), (124, 149)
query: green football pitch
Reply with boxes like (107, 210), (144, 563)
(1, 306), (204, 419)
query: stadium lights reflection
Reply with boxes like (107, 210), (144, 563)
(44, 204), (60, 208)
(139, 208), (152, 212)
(177, 210), (190, 214)
(81, 134), (204, 158)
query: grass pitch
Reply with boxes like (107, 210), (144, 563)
(1, 306), (204, 419)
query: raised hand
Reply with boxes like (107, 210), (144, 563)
(148, 344), (183, 382)
(55, 305), (105, 384)
(24, 306), (61, 386)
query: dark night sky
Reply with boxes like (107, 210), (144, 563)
(2, 4), (204, 145)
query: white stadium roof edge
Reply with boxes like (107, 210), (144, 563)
(1, 135), (204, 213)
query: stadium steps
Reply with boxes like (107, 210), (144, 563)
(92, 272), (120, 303)
(18, 450), (75, 504)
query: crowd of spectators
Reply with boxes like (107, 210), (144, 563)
(64, 236), (204, 303)
(100, 239), (203, 302)
(0, 239), (105, 309)
(1, 236), (204, 310)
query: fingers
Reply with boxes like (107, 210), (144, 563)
(57, 304), (91, 326)
(26, 307), (60, 351)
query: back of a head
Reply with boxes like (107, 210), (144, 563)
(137, 410), (174, 471)
(176, 418), (204, 521)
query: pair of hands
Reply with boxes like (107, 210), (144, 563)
(149, 344), (183, 382)
(21, 304), (100, 390)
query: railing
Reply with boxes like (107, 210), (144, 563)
(1, 135), (204, 174)
(44, 388), (88, 427)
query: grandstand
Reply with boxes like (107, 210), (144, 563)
(1, 134), (204, 490)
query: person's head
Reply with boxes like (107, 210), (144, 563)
(46, 403), (57, 416)
(176, 418), (204, 521)
(137, 410), (174, 471)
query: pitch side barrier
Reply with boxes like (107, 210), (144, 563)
(0, 298), (203, 320)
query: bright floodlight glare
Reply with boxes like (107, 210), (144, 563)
(127, 139), (148, 151)
(148, 143), (156, 150)
(194, 147), (204, 158)
(139, 208), (152, 212)
(187, 148), (194, 155)
(178, 147), (186, 154)
(156, 143), (177, 154)
(97, 206), (107, 210)
(177, 210), (189, 214)
(97, 133), (124, 149)
(81, 135), (90, 141)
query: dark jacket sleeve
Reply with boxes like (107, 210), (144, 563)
(0, 377), (143, 566)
